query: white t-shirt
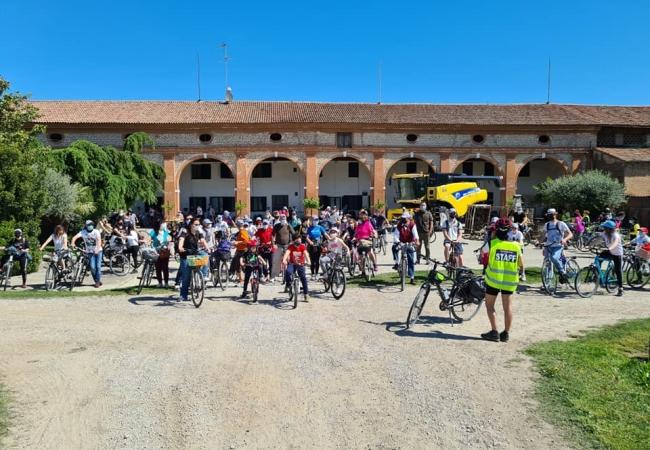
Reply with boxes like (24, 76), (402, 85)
(52, 233), (67, 251)
(603, 231), (623, 256)
(80, 229), (102, 253)
(443, 218), (463, 241)
(507, 229), (524, 243)
(126, 230), (139, 247)
(326, 238), (345, 256)
(544, 221), (570, 245)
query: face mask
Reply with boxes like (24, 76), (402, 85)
(420, 204), (427, 211)
(280, 219), (287, 225)
(449, 214), (457, 219)
(161, 223), (167, 231)
(294, 240), (301, 246)
(192, 225), (200, 232)
(313, 220), (319, 225)
(86, 225), (94, 232)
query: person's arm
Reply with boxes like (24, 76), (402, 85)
(71, 233), (81, 248)
(457, 224), (464, 241)
(561, 223), (573, 244)
(428, 212), (434, 236)
(340, 239), (350, 254)
(607, 234), (620, 252)
(281, 249), (290, 266)
(303, 249), (311, 266)
(412, 225), (419, 244)
(39, 235), (53, 251)
(442, 222), (451, 241)
(178, 236), (186, 253)
(96, 232), (103, 253)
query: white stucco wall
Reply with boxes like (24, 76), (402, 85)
(516, 159), (566, 207)
(179, 161), (235, 211)
(319, 160), (371, 210)
(250, 160), (305, 213)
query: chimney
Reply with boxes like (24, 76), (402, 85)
(225, 87), (233, 103)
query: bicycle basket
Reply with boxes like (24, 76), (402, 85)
(187, 255), (209, 268)
(457, 277), (486, 301)
(141, 248), (159, 262)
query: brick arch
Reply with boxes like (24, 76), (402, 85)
(246, 155), (306, 183)
(318, 153), (373, 177)
(452, 154), (504, 177)
(384, 156), (436, 178)
(516, 154), (569, 179)
(174, 154), (236, 186)
(245, 152), (305, 177)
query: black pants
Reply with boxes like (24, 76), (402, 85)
(599, 250), (622, 289)
(308, 244), (321, 276)
(242, 266), (262, 293)
(260, 250), (272, 277)
(126, 245), (139, 267)
(1, 253), (28, 284)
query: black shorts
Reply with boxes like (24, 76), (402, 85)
(485, 284), (514, 296)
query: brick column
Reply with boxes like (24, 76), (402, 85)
(305, 151), (319, 200)
(572, 156), (583, 174)
(371, 153), (385, 210)
(235, 153), (250, 216)
(504, 155), (518, 206)
(439, 153), (452, 173)
(163, 154), (177, 220)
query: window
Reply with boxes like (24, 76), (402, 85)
(272, 195), (288, 210)
(462, 161), (474, 175)
(270, 133), (282, 142)
(252, 163), (272, 178)
(623, 133), (646, 147)
(336, 132), (353, 148)
(189, 197), (206, 210)
(406, 162), (417, 173)
(472, 134), (485, 144)
(342, 195), (363, 211)
(220, 163), (233, 179)
(48, 133), (63, 142)
(191, 164), (211, 179)
(251, 196), (267, 212)
(519, 163), (530, 177)
(484, 162), (495, 176)
(209, 196), (235, 212)
(348, 161), (359, 178)
(406, 134), (418, 143)
(199, 133), (212, 143)
(538, 135), (550, 144)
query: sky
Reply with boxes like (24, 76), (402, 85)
(2, 0), (649, 104)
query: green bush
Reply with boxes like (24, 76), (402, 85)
(0, 220), (43, 274)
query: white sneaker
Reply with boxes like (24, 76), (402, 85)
(520, 273), (527, 281)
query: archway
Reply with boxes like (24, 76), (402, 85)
(385, 157), (435, 211)
(250, 157), (305, 217)
(516, 157), (569, 209)
(319, 157), (372, 213)
(178, 158), (235, 216)
(454, 157), (502, 205)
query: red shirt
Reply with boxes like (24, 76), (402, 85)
(287, 243), (306, 265)
(255, 228), (273, 245)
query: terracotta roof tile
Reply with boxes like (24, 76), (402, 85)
(28, 100), (650, 127)
(596, 147), (650, 162)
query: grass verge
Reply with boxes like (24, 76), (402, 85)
(0, 383), (8, 446)
(0, 285), (166, 299)
(526, 319), (650, 450)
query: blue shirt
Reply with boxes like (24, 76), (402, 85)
(307, 225), (327, 242)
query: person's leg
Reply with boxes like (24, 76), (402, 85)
(613, 254), (623, 290)
(271, 248), (282, 279)
(406, 246), (415, 279)
(501, 293), (513, 332)
(422, 234), (430, 261)
(456, 243), (464, 267)
(484, 293), (498, 331)
(548, 245), (565, 274)
(443, 242), (450, 262)
(391, 243), (399, 264)
(242, 266), (252, 295)
(199, 250), (209, 278)
(285, 264), (294, 289)
(155, 258), (163, 285)
(179, 259), (190, 299)
(298, 265), (309, 296)
(162, 256), (170, 285)
(18, 254), (27, 286)
(416, 239), (422, 264)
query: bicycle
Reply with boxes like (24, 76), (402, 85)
(71, 248), (90, 288)
(103, 236), (131, 276)
(322, 253), (346, 299)
(346, 243), (358, 277)
(625, 253), (650, 289)
(406, 257), (485, 327)
(286, 264), (303, 309)
(136, 247), (158, 295)
(357, 243), (375, 282)
(373, 230), (388, 256)
(186, 255), (208, 308)
(211, 251), (231, 291)
(574, 254), (619, 298)
(246, 264), (261, 303)
(44, 250), (75, 291)
(395, 242), (414, 292)
(445, 241), (467, 280)
(0, 246), (18, 291)
(541, 244), (580, 296)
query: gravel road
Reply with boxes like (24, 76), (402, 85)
(1, 280), (649, 449)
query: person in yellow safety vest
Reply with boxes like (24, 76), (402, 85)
(481, 218), (523, 343)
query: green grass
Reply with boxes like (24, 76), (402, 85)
(0, 383), (8, 446)
(0, 285), (167, 299)
(526, 319), (650, 450)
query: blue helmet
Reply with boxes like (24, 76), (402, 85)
(601, 220), (616, 230)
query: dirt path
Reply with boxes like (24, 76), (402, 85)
(1, 282), (649, 449)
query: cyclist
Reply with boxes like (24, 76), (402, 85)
(391, 212), (419, 284)
(541, 208), (573, 283)
(306, 216), (328, 280)
(230, 220), (251, 285)
(599, 220), (624, 297)
(272, 214), (294, 281)
(282, 235), (311, 301)
(213, 215), (230, 239)
(414, 202), (434, 264)
(71, 220), (103, 288)
(240, 239), (267, 299)
(124, 223), (140, 272)
(40, 225), (70, 271)
(1, 229), (31, 288)
(255, 219), (274, 282)
(354, 210), (378, 272)
(511, 206), (529, 233)
(177, 218), (207, 302)
(631, 226), (650, 247)
(288, 210), (301, 232)
(319, 228), (350, 276)
(442, 208), (465, 267)
(507, 222), (526, 281)
(199, 219), (215, 280)
(481, 218), (523, 343)
(149, 221), (172, 288)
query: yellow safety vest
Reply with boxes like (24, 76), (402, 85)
(485, 238), (521, 291)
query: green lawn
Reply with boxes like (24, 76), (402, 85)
(526, 319), (650, 450)
(0, 384), (8, 446)
(0, 285), (165, 299)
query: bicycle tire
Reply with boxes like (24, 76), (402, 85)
(331, 269), (346, 299)
(604, 265), (619, 294)
(292, 275), (300, 309)
(220, 261), (229, 290)
(541, 258), (557, 295)
(323, 270), (331, 292)
(136, 263), (148, 295)
(400, 255), (406, 292)
(348, 254), (356, 277)
(450, 279), (484, 322)
(565, 259), (580, 283)
(588, 236), (604, 254)
(2, 263), (12, 291)
(626, 260), (650, 288)
(406, 283), (430, 328)
(364, 256), (373, 282)
(575, 266), (598, 298)
(191, 270), (205, 308)
(110, 253), (130, 277)
(45, 265), (56, 291)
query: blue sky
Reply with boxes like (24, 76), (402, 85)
(2, 0), (649, 104)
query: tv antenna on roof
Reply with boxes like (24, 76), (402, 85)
(546, 57), (551, 104)
(220, 42), (231, 100)
(377, 60), (382, 104)
(196, 52), (202, 102)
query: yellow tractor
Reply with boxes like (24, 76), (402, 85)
(387, 173), (502, 221)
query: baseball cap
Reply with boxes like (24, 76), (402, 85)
(401, 212), (411, 219)
(546, 208), (557, 215)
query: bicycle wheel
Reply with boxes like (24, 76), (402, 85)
(565, 259), (580, 283)
(541, 258), (557, 295)
(322, 269), (331, 292)
(44, 265), (56, 291)
(191, 270), (205, 308)
(219, 261), (229, 290)
(626, 260), (650, 288)
(364, 256), (374, 282)
(348, 254), (356, 277)
(110, 253), (130, 277)
(252, 276), (259, 303)
(588, 235), (604, 254)
(331, 269), (346, 299)
(450, 279), (484, 322)
(575, 266), (598, 298)
(400, 256), (406, 292)
(136, 263), (148, 295)
(604, 265), (619, 293)
(2, 263), (12, 290)
(406, 283), (430, 328)
(292, 275), (300, 309)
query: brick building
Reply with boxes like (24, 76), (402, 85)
(31, 101), (650, 220)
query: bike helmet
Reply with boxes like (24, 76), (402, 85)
(247, 239), (259, 248)
(328, 228), (339, 234)
(14, 228), (22, 237)
(546, 208), (557, 215)
(641, 227), (648, 234)
(401, 212), (411, 219)
(601, 220), (616, 229)
(496, 218), (512, 232)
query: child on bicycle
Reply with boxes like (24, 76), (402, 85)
(442, 208), (465, 267)
(240, 239), (267, 299)
(391, 212), (419, 284)
(599, 220), (624, 297)
(282, 236), (311, 301)
(319, 228), (350, 278)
